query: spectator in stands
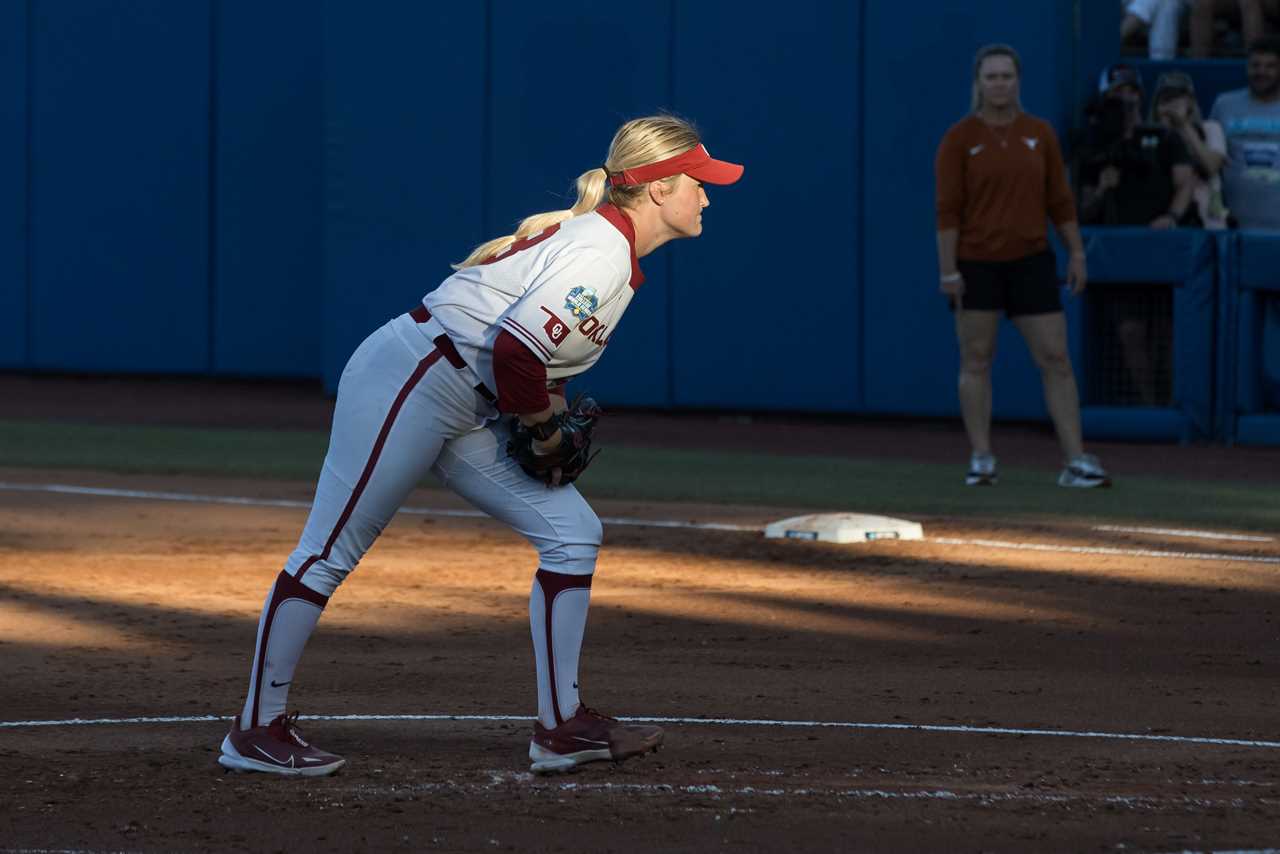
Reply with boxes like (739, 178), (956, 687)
(1122, 0), (1191, 59)
(1079, 67), (1192, 408)
(1150, 71), (1230, 228)
(935, 44), (1110, 489)
(1210, 35), (1280, 229)
(1078, 64), (1197, 228)
(1191, 0), (1280, 57)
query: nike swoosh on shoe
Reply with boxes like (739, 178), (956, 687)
(253, 745), (294, 766)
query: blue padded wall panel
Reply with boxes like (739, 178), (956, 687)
(0, 0), (27, 368)
(1239, 232), (1280, 290)
(487, 1), (673, 407)
(322, 1), (485, 391)
(861, 1), (1075, 419)
(213, 0), (321, 377)
(29, 1), (210, 373)
(672, 0), (860, 410)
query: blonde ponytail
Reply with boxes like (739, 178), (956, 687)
(453, 114), (702, 269)
(453, 167), (609, 269)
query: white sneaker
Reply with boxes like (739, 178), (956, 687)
(965, 452), (998, 486)
(1058, 454), (1111, 488)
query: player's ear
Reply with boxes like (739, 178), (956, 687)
(646, 179), (672, 207)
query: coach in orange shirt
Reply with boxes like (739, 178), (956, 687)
(935, 44), (1110, 489)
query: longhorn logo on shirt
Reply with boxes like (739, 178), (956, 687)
(1022, 137), (1039, 150)
(564, 286), (599, 320)
(539, 307), (570, 345)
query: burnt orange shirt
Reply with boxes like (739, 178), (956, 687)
(935, 113), (1077, 262)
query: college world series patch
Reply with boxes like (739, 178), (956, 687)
(564, 286), (599, 320)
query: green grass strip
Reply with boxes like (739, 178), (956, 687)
(0, 420), (329, 481)
(587, 447), (1280, 531)
(1, 420), (1276, 532)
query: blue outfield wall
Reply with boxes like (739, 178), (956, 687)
(213, 0), (321, 377)
(5, 1), (1272, 443)
(486, 2), (673, 408)
(28, 0), (211, 373)
(669, 1), (860, 411)
(0, 0), (27, 370)
(321, 0), (485, 391)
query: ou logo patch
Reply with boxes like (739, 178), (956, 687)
(540, 307), (570, 345)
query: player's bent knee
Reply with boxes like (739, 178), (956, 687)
(537, 508), (602, 575)
(298, 563), (350, 598)
(537, 540), (599, 575)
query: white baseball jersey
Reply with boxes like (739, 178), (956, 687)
(423, 204), (643, 391)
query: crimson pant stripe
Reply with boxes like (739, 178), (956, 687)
(294, 349), (443, 585)
(535, 569), (593, 726)
(249, 570), (330, 728)
(249, 349), (442, 727)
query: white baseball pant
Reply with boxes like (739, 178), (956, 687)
(237, 310), (602, 732)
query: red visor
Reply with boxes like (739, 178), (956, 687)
(607, 144), (744, 187)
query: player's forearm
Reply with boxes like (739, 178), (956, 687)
(1181, 127), (1225, 175)
(1054, 220), (1085, 257)
(517, 406), (556, 426)
(936, 229), (959, 275)
(1169, 181), (1195, 220)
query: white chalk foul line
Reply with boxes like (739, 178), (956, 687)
(0, 483), (760, 533)
(928, 537), (1280, 566)
(2, 712), (1278, 750)
(1094, 524), (1274, 543)
(5, 481), (1279, 563)
(361, 772), (1274, 811)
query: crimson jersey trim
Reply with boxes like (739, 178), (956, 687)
(595, 204), (644, 289)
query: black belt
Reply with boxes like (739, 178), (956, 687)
(410, 304), (497, 403)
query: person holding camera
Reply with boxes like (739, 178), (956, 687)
(1078, 65), (1196, 407)
(1078, 64), (1197, 227)
(934, 44), (1109, 489)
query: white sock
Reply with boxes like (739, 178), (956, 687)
(238, 570), (328, 729)
(529, 568), (593, 729)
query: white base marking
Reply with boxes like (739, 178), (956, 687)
(3, 482), (1278, 564)
(2, 712), (1278, 750)
(1094, 525), (1274, 543)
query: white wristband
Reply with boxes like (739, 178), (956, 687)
(940, 272), (962, 283)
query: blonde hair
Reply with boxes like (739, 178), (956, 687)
(1149, 89), (1205, 126)
(454, 115), (701, 269)
(970, 43), (1024, 113)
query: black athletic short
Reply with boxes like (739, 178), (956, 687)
(952, 249), (1062, 317)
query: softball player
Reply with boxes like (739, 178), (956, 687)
(217, 115), (743, 776)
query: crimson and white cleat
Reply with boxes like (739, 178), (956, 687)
(529, 705), (663, 774)
(217, 712), (345, 777)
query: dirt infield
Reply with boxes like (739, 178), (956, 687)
(3, 464), (1280, 852)
(3, 375), (1280, 851)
